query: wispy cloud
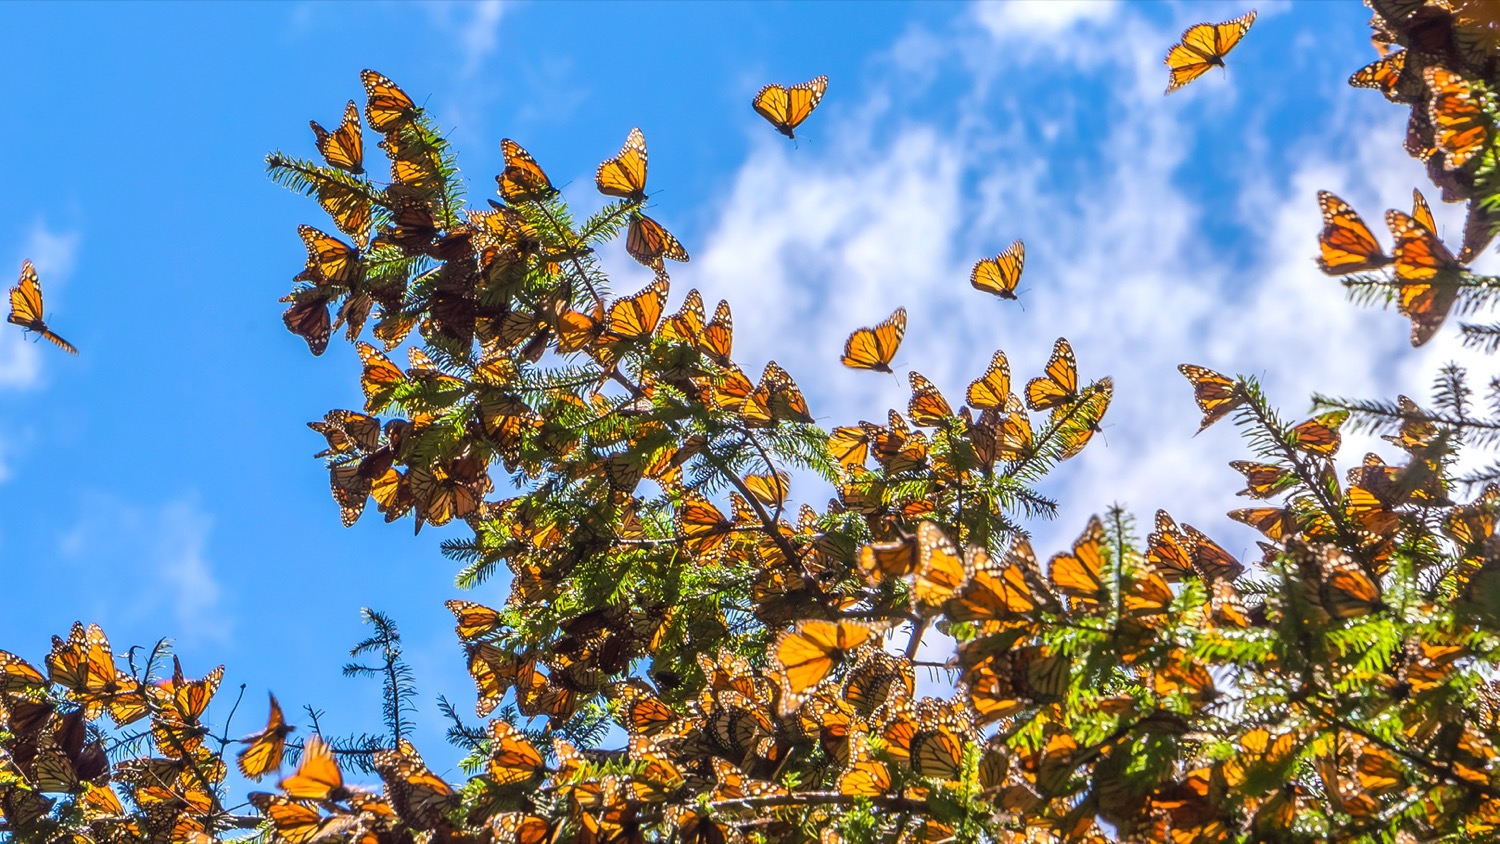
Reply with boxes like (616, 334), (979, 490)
(0, 223), (81, 391)
(59, 495), (229, 642)
(426, 0), (508, 78)
(691, 2), (1455, 563)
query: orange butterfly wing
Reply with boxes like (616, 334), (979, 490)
(626, 214), (689, 268)
(498, 138), (557, 203)
(361, 69), (417, 132)
(1386, 209), (1461, 346)
(1024, 338), (1078, 411)
(1425, 66), (1489, 170)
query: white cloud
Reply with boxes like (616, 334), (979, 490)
(0, 223), (80, 391)
(426, 0), (508, 77)
(59, 496), (229, 642)
(974, 0), (1119, 39)
(691, 3), (1470, 569)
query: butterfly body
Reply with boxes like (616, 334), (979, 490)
(8, 260), (76, 354)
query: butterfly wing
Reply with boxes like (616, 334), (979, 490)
(966, 350), (1012, 410)
(840, 307), (906, 372)
(1178, 363), (1243, 433)
(1349, 51), (1405, 101)
(970, 240), (1024, 299)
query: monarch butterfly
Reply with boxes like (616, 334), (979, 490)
(497, 138), (557, 203)
(913, 521), (966, 610)
(445, 599), (501, 641)
(945, 538), (1055, 632)
(596, 127), (649, 202)
(278, 735), (350, 802)
(1049, 516), (1109, 615)
(773, 619), (892, 714)
(356, 342), (406, 414)
(1349, 50), (1406, 101)
(249, 792), (353, 844)
(858, 533), (918, 582)
(1411, 187), (1438, 235)
(1425, 66), (1489, 170)
(154, 658), (223, 746)
(298, 225), (360, 287)
(613, 681), (678, 737)
(1229, 506), (1296, 540)
(487, 721), (543, 787)
(842, 650), (914, 717)
(0, 650), (45, 694)
(841, 306), (906, 372)
(1178, 364), (1244, 433)
(1025, 338), (1079, 411)
(743, 470), (790, 507)
(1387, 208), (1462, 346)
(1315, 191), (1390, 275)
(744, 361), (814, 426)
(236, 693), (294, 780)
(380, 129), (444, 198)
(7, 260), (76, 354)
(625, 213), (689, 268)
(1291, 410), (1347, 456)
(677, 493), (734, 558)
(1055, 379), (1111, 460)
(310, 100), (364, 174)
(838, 732), (893, 796)
(908, 371), (954, 426)
(491, 813), (561, 844)
(966, 350), (1012, 411)
(361, 69), (418, 132)
(752, 75), (829, 139)
(1293, 542), (1384, 620)
(970, 240), (1025, 300)
(468, 645), (537, 718)
(910, 725), (967, 782)
(700, 299), (733, 364)
(47, 622), (145, 726)
(1163, 10), (1257, 94)
(605, 273), (668, 341)
(373, 740), (457, 830)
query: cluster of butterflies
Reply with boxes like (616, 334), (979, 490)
(1317, 0), (1500, 346)
(1315, 187), (1476, 345)
(6, 259), (75, 355)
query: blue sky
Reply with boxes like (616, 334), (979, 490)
(0, 0), (1479, 783)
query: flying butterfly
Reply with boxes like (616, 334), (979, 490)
(497, 138), (557, 204)
(361, 69), (418, 132)
(278, 734), (351, 802)
(1425, 66), (1489, 171)
(596, 127), (649, 203)
(753, 75), (829, 139)
(626, 213), (689, 268)
(1025, 338), (1079, 411)
(237, 693), (295, 780)
(1163, 10), (1257, 94)
(310, 100), (364, 174)
(1178, 364), (1244, 433)
(970, 240), (1025, 300)
(841, 306), (906, 372)
(7, 260), (76, 354)
(1387, 208), (1462, 346)
(1315, 191), (1390, 275)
